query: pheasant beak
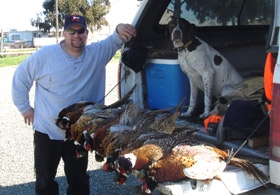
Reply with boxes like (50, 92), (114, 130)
(116, 167), (129, 177)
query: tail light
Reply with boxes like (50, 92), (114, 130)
(270, 82), (280, 162)
(270, 64), (280, 185)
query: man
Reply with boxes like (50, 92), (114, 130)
(12, 14), (137, 195)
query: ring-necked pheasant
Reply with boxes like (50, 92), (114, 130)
(146, 144), (268, 191)
(94, 98), (187, 160)
(105, 130), (193, 191)
(55, 85), (136, 140)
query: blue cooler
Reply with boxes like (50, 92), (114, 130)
(145, 59), (190, 111)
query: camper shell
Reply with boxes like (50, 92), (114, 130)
(118, 0), (280, 194)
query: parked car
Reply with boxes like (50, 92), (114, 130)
(118, 0), (280, 194)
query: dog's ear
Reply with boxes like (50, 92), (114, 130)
(187, 23), (196, 41)
(166, 20), (173, 40)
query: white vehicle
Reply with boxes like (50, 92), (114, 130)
(118, 0), (280, 194)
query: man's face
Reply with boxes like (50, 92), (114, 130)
(63, 24), (88, 49)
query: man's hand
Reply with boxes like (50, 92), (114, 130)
(116, 23), (137, 42)
(22, 108), (34, 126)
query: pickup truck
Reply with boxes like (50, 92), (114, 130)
(118, 0), (280, 194)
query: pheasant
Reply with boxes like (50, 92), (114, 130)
(149, 97), (185, 134)
(54, 86), (137, 158)
(55, 85), (136, 140)
(56, 101), (95, 139)
(94, 98), (187, 160)
(146, 144), (269, 191)
(71, 107), (124, 143)
(106, 130), (192, 191)
(94, 123), (151, 160)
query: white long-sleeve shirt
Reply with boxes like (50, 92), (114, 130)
(12, 31), (124, 140)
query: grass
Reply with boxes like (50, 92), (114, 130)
(0, 50), (121, 68)
(0, 55), (30, 67)
(111, 50), (121, 62)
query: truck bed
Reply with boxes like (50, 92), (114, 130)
(155, 118), (273, 194)
(175, 117), (269, 159)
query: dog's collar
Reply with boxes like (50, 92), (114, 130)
(174, 41), (192, 52)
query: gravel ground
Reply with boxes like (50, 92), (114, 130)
(0, 60), (161, 195)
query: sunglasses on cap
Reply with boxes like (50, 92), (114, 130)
(66, 28), (86, 35)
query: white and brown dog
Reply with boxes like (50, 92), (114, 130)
(168, 18), (243, 118)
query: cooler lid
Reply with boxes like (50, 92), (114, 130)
(147, 59), (179, 65)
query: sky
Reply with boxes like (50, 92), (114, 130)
(0, 0), (139, 31)
(0, 0), (44, 31)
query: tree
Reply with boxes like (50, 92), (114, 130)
(183, 0), (271, 25)
(31, 12), (53, 33)
(31, 0), (110, 32)
(169, 0), (271, 26)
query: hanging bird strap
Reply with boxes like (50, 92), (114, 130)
(98, 70), (130, 104)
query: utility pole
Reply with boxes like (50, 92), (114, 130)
(56, 0), (59, 43)
(0, 28), (3, 54)
(174, 0), (182, 18)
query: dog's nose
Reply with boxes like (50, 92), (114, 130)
(172, 30), (181, 40)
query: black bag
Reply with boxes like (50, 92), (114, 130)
(222, 100), (269, 140)
(121, 47), (148, 73)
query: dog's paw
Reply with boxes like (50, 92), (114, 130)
(199, 112), (210, 119)
(180, 111), (192, 117)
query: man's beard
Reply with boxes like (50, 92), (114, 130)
(71, 38), (87, 48)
